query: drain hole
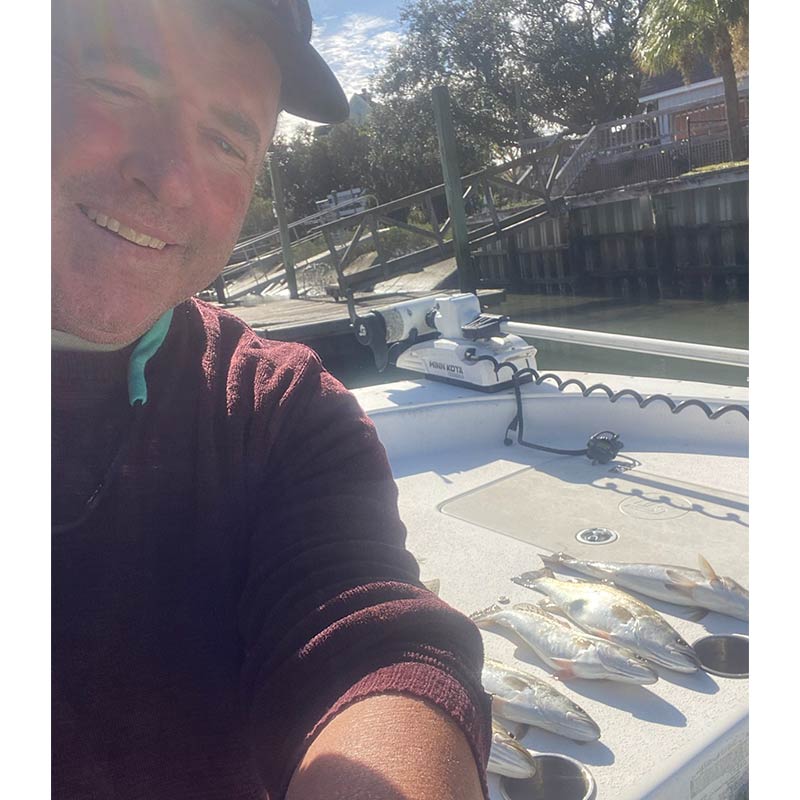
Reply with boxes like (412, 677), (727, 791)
(575, 527), (618, 545)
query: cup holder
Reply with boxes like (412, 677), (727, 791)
(692, 634), (749, 679)
(499, 754), (596, 800)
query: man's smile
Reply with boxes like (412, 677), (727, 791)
(78, 204), (170, 250)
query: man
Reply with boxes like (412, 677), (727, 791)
(52, 2), (491, 798)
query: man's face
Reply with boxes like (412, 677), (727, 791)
(52, 0), (281, 345)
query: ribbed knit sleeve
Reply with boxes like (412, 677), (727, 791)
(227, 331), (492, 798)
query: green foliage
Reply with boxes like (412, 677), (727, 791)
(239, 193), (274, 239)
(365, 92), (490, 203)
(634, 0), (748, 160)
(264, 121), (373, 219)
(510, 0), (646, 129)
(634, 0), (747, 77)
(377, 0), (645, 135)
(241, 0), (653, 239)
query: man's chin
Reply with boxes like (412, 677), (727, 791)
(51, 304), (164, 349)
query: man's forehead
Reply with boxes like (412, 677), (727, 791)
(53, 0), (258, 55)
(82, 45), (162, 80)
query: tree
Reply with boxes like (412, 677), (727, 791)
(634, 0), (748, 161)
(365, 92), (492, 204)
(373, 0), (645, 142)
(260, 121), (374, 220)
(511, 0), (645, 130)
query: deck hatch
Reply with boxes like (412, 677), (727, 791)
(438, 455), (748, 585)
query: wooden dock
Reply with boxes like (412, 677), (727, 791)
(209, 287), (506, 344)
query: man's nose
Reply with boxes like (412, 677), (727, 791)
(119, 127), (195, 208)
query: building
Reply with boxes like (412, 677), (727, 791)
(638, 59), (749, 144)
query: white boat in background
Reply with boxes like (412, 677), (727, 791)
(350, 293), (748, 800)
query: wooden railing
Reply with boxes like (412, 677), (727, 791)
(549, 92), (748, 197)
(316, 141), (567, 299)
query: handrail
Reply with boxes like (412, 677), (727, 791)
(316, 149), (558, 234)
(501, 321), (748, 367)
(550, 124), (598, 197)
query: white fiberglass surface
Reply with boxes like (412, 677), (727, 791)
(354, 377), (748, 800)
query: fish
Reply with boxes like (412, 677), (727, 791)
(481, 657), (601, 742)
(421, 578), (441, 595)
(541, 552), (749, 621)
(471, 602), (658, 684)
(488, 717), (538, 778)
(511, 568), (700, 673)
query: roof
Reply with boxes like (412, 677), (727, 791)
(639, 58), (716, 100)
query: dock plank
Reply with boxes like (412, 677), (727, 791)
(211, 288), (505, 342)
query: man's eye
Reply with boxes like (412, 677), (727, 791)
(88, 80), (139, 100)
(210, 134), (245, 162)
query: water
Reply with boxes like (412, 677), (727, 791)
(323, 295), (749, 390)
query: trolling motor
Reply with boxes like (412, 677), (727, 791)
(352, 293), (537, 391)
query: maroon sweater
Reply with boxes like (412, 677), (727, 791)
(52, 298), (491, 799)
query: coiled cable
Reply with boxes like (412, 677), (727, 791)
(463, 349), (748, 461)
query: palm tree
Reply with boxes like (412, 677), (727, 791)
(634, 0), (748, 162)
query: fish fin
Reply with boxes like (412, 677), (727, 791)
(503, 674), (531, 692)
(513, 602), (569, 624)
(422, 578), (440, 595)
(511, 568), (552, 589)
(540, 552), (571, 569)
(550, 658), (576, 679)
(611, 604), (635, 624)
(685, 607), (709, 622)
(698, 554), (719, 581)
(523, 567), (554, 580)
(664, 570), (698, 590)
(538, 599), (568, 617)
(469, 602), (504, 623)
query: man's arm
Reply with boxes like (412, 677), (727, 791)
(286, 694), (484, 800)
(226, 333), (491, 797)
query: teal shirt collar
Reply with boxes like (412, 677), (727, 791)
(127, 308), (174, 406)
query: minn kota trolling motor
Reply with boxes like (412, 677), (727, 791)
(351, 292), (639, 464)
(352, 292), (537, 392)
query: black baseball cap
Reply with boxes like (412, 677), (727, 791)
(235, 0), (350, 124)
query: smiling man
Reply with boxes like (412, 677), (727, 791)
(52, 1), (490, 799)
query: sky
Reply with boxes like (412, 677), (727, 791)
(277, 0), (405, 136)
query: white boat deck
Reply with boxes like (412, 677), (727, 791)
(353, 372), (748, 800)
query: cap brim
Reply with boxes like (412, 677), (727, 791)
(277, 41), (350, 124)
(238, 4), (349, 125)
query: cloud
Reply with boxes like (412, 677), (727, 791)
(276, 13), (401, 137)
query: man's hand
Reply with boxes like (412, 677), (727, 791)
(285, 693), (485, 800)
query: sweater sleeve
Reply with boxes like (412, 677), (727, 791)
(236, 343), (492, 798)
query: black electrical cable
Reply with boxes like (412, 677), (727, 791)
(463, 349), (748, 462)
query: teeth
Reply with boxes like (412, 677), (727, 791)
(82, 206), (167, 249)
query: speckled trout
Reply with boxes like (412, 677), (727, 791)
(511, 568), (699, 673)
(471, 602), (658, 684)
(488, 718), (538, 778)
(482, 658), (601, 742)
(541, 552), (749, 621)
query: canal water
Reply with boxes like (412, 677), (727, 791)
(325, 295), (749, 390)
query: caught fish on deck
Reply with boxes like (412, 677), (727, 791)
(482, 658), (601, 742)
(511, 568), (700, 674)
(471, 602), (658, 684)
(541, 552), (748, 621)
(488, 717), (538, 778)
